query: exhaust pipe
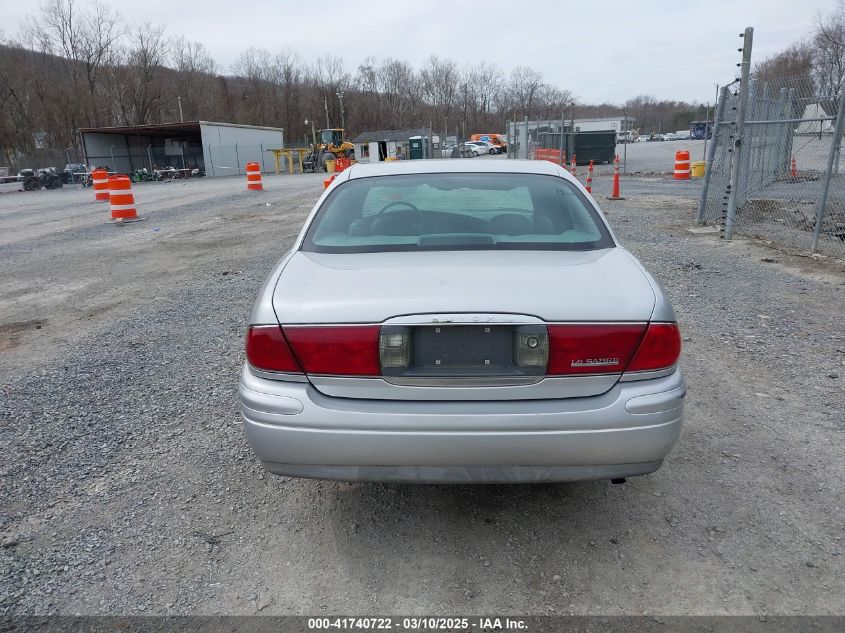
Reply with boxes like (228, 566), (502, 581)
(610, 478), (626, 485)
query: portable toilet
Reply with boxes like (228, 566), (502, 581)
(409, 136), (427, 160)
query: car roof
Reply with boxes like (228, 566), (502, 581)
(345, 158), (569, 180)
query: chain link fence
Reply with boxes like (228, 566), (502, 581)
(698, 70), (845, 258)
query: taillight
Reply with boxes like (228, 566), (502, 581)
(547, 324), (647, 375)
(626, 322), (682, 372)
(245, 325), (303, 373)
(284, 326), (380, 376)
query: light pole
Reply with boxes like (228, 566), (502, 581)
(305, 119), (317, 147)
(336, 91), (345, 130)
(65, 147), (72, 184)
(323, 96), (330, 129)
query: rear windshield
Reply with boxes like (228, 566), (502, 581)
(301, 172), (615, 253)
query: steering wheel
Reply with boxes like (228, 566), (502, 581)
(377, 200), (420, 215)
(376, 200), (424, 230)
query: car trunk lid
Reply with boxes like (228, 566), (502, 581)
(271, 249), (657, 401)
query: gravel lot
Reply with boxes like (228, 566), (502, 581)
(1, 168), (843, 616)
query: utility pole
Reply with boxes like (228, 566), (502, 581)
(177, 96), (184, 122)
(323, 96), (330, 129)
(337, 91), (345, 130)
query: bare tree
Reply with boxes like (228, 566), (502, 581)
(275, 49), (304, 141)
(170, 37), (217, 121)
(118, 23), (169, 125)
(466, 62), (502, 126)
(21, 0), (122, 129)
(378, 58), (417, 129)
(507, 66), (543, 120)
(814, 5), (845, 96)
(354, 57), (381, 131)
(231, 47), (278, 125)
(309, 55), (349, 128)
(419, 55), (458, 129)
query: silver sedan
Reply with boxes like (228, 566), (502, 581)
(239, 159), (685, 483)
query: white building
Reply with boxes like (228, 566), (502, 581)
(571, 116), (637, 133)
(79, 121), (285, 177)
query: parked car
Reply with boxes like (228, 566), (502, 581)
(616, 131), (636, 144)
(470, 133), (508, 153)
(464, 141), (488, 156)
(239, 159), (685, 484)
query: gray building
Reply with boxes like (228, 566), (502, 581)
(351, 128), (440, 162)
(79, 121), (285, 177)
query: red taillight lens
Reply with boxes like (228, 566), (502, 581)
(245, 325), (303, 373)
(547, 324), (647, 375)
(626, 322), (682, 372)
(284, 326), (380, 376)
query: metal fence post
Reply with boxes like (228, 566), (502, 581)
(812, 88), (845, 252)
(725, 27), (754, 241)
(522, 115), (529, 160)
(559, 112), (565, 165)
(697, 85), (729, 223)
(738, 78), (757, 202)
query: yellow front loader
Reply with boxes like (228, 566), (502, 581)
(303, 129), (355, 172)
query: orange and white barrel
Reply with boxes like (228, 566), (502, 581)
(108, 175), (140, 222)
(246, 162), (263, 191)
(674, 150), (691, 180)
(92, 169), (110, 201)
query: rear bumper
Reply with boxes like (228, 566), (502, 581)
(239, 366), (685, 483)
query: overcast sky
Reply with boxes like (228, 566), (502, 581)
(6, 0), (838, 104)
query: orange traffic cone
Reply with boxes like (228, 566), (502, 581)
(586, 160), (594, 194)
(791, 156), (797, 180)
(570, 154), (577, 178)
(246, 162), (263, 191)
(108, 175), (142, 222)
(92, 168), (110, 201)
(674, 150), (691, 180)
(606, 155), (625, 200)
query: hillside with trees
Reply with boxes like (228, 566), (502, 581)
(8, 0), (842, 170)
